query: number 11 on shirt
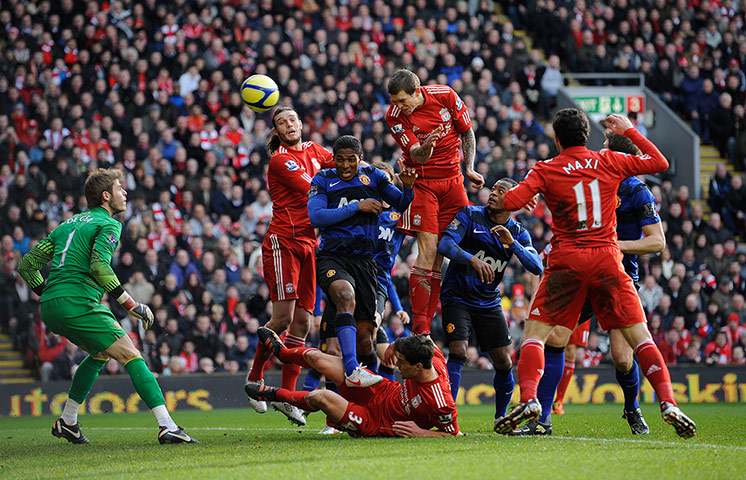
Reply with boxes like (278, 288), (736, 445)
(572, 179), (601, 231)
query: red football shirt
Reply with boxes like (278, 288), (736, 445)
(379, 347), (459, 435)
(386, 84), (471, 181)
(504, 129), (668, 249)
(266, 141), (333, 241)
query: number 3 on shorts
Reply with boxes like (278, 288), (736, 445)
(348, 412), (363, 425)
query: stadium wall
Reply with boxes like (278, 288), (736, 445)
(2, 367), (745, 417)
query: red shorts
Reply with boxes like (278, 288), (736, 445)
(529, 245), (645, 331)
(261, 234), (316, 312)
(568, 321), (590, 347)
(399, 175), (468, 235)
(332, 379), (398, 437)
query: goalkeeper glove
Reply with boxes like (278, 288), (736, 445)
(116, 291), (155, 329)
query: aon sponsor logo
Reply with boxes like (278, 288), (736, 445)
(474, 250), (507, 272)
(338, 197), (359, 208)
(378, 226), (394, 242)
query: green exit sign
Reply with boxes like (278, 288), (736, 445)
(574, 96), (626, 114)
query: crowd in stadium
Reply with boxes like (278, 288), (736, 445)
(0, 0), (745, 383)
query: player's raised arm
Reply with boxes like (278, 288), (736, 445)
(491, 226), (543, 275)
(606, 114), (669, 176)
(503, 169), (544, 212)
(89, 223), (154, 328)
(380, 165), (416, 213)
(18, 237), (55, 296)
(460, 128), (484, 189)
(409, 125), (442, 164)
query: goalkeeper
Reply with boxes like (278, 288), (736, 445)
(18, 168), (197, 445)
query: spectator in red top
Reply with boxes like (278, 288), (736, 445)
(705, 331), (732, 365)
(178, 340), (199, 373)
(722, 313), (744, 346)
(658, 329), (682, 366)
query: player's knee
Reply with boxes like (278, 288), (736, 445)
(356, 333), (375, 355)
(332, 290), (355, 311)
(611, 349), (634, 372)
(305, 390), (329, 410)
(490, 350), (512, 372)
(448, 342), (467, 357)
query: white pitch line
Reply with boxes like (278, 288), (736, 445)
(5, 427), (745, 451)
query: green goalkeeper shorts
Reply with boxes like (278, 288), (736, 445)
(41, 297), (127, 355)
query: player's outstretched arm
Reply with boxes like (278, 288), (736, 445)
(491, 226), (543, 275)
(18, 238), (55, 296)
(618, 221), (666, 255)
(392, 420), (456, 437)
(606, 114), (668, 175)
(381, 179), (415, 214)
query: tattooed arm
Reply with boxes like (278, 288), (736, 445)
(460, 128), (484, 189)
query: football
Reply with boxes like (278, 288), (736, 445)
(240, 74), (280, 112)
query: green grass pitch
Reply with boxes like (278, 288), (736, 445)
(1, 404), (744, 479)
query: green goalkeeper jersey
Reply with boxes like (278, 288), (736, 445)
(18, 207), (124, 303)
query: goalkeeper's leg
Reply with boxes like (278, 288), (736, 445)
(106, 335), (198, 443)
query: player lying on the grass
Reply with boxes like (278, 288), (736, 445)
(515, 131), (666, 436)
(494, 111), (696, 439)
(246, 328), (459, 437)
(437, 177), (543, 429)
(308, 135), (417, 388)
(18, 168), (196, 444)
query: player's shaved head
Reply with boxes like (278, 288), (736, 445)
(394, 334), (435, 369)
(388, 69), (420, 95)
(552, 108), (590, 149)
(496, 177), (518, 189)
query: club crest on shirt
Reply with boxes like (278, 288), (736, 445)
(359, 174), (370, 185)
(390, 212), (401, 221)
(411, 394), (422, 409)
(439, 108), (451, 122)
(108, 234), (118, 247)
(616, 196), (622, 208)
(326, 269), (336, 278)
(285, 283), (295, 293)
(391, 123), (404, 135)
(445, 323), (455, 333)
(413, 214), (421, 226)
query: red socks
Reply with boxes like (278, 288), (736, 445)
(278, 346), (315, 368)
(517, 339), (545, 402)
(276, 389), (318, 412)
(426, 271), (441, 324)
(247, 340), (269, 382)
(280, 335), (306, 390)
(554, 360), (575, 404)
(635, 340), (676, 405)
(410, 267), (433, 334)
